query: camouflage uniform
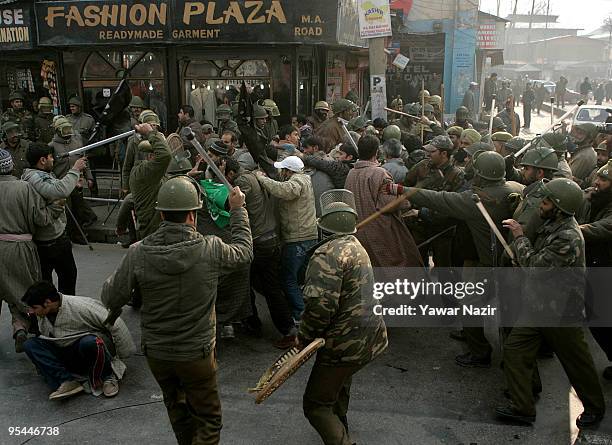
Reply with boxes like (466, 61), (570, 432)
(511, 180), (547, 243)
(504, 215), (606, 419)
(34, 113), (55, 144)
(299, 235), (388, 445)
(129, 131), (171, 239)
(1, 109), (35, 141)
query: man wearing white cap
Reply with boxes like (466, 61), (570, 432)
(255, 156), (318, 323)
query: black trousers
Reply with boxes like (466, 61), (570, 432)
(249, 236), (294, 336)
(590, 327), (612, 362)
(523, 105), (532, 128)
(35, 234), (77, 295)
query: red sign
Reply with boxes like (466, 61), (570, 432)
(389, 0), (413, 15)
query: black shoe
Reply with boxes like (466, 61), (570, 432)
(14, 330), (27, 353)
(503, 389), (540, 402)
(449, 329), (466, 342)
(241, 317), (263, 338)
(495, 405), (535, 424)
(603, 366), (612, 380)
(455, 351), (491, 368)
(576, 412), (604, 429)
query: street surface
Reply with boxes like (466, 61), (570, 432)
(0, 112), (611, 445)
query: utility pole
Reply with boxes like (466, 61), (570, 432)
(369, 37), (388, 121)
(527, 0), (536, 44)
(496, 0), (501, 17)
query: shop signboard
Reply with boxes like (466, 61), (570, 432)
(35, 0), (343, 46)
(0, 1), (34, 50)
(357, 0), (392, 39)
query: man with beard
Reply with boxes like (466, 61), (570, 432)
(345, 135), (424, 270)
(499, 179), (605, 428)
(568, 123), (598, 187)
(579, 160), (612, 380)
(1, 91), (35, 141)
(307, 101), (330, 130)
(66, 96), (95, 142)
(22, 144), (87, 295)
(584, 143), (610, 188)
(1, 121), (30, 177)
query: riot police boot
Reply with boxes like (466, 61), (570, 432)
(455, 351), (491, 368)
(495, 405), (535, 424)
(576, 412), (604, 429)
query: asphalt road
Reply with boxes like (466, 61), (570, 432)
(0, 243), (611, 445)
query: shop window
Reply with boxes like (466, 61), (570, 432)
(80, 51), (166, 129)
(182, 58), (272, 125)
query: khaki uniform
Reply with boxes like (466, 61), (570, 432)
(1, 108), (35, 141)
(299, 235), (388, 445)
(0, 138), (30, 178)
(409, 179), (524, 356)
(34, 113), (55, 144)
(263, 118), (279, 142)
(121, 135), (146, 192)
(569, 145), (597, 187)
(504, 215), (605, 418)
(129, 131), (171, 239)
(66, 112), (95, 142)
(0, 175), (62, 334)
(102, 209), (253, 445)
(555, 157), (573, 179)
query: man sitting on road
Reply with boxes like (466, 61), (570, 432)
(22, 281), (134, 400)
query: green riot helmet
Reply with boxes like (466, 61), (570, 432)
(217, 104), (232, 117)
(541, 178), (583, 215)
(139, 109), (160, 126)
(252, 104), (268, 119)
(423, 103), (435, 116)
(156, 175), (203, 212)
(2, 121), (20, 136)
(519, 146), (559, 172)
(8, 91), (24, 102)
(167, 156), (193, 174)
(331, 98), (357, 115)
(473, 150), (505, 181)
(348, 116), (367, 131)
(570, 122), (598, 145)
(382, 124), (401, 142)
(262, 99), (280, 117)
(129, 96), (145, 109)
(542, 132), (568, 153)
(314, 101), (330, 112)
(465, 141), (493, 158)
(596, 160), (612, 181)
(38, 97), (53, 112)
(68, 96), (82, 107)
(504, 136), (527, 154)
(53, 116), (73, 138)
(456, 106), (470, 120)
(317, 189), (358, 235)
(491, 116), (507, 131)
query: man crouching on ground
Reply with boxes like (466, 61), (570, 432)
(21, 281), (134, 400)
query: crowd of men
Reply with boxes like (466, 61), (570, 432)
(0, 86), (611, 444)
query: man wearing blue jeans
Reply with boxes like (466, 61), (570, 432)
(21, 281), (134, 400)
(256, 156), (319, 321)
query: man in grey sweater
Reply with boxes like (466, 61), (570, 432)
(22, 143), (87, 295)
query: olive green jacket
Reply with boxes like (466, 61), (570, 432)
(130, 131), (171, 239)
(409, 180), (524, 266)
(102, 212), (253, 361)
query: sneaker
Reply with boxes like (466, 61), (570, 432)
(273, 335), (297, 350)
(103, 376), (119, 398)
(220, 324), (235, 339)
(49, 381), (84, 400)
(14, 330), (27, 353)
